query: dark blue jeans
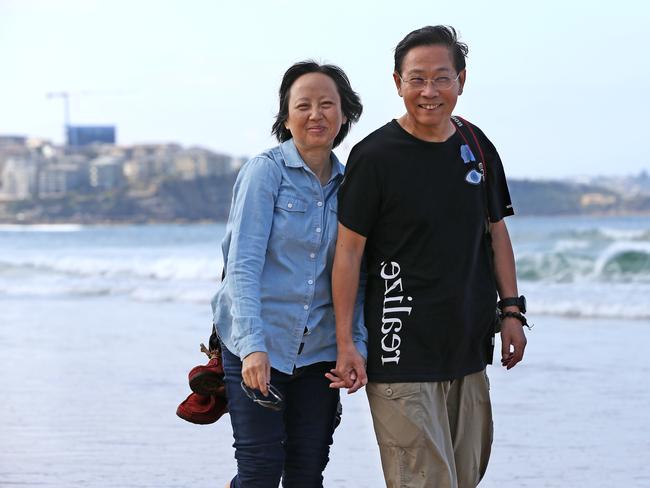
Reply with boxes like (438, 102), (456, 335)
(222, 345), (340, 488)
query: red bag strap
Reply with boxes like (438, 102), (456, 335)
(450, 115), (491, 224)
(451, 115), (488, 186)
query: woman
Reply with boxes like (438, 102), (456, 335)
(211, 61), (365, 488)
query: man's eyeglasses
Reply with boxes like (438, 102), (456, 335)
(240, 380), (284, 411)
(399, 73), (461, 91)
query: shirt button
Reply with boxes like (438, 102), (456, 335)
(317, 201), (323, 207)
(316, 227), (321, 233)
(303, 305), (309, 310)
(310, 253), (316, 259)
(308, 279), (313, 285)
(385, 387), (393, 396)
(287, 203), (293, 209)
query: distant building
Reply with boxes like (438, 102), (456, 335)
(123, 143), (181, 186)
(580, 192), (617, 208)
(123, 155), (161, 187)
(38, 164), (85, 198)
(67, 126), (116, 147)
(0, 135), (27, 147)
(173, 148), (232, 180)
(0, 156), (41, 200)
(130, 143), (182, 160)
(89, 156), (124, 190)
(0, 140), (31, 186)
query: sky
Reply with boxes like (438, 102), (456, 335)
(1, 0), (649, 179)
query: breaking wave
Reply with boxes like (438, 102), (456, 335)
(517, 243), (650, 283)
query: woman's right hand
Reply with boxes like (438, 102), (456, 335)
(242, 351), (271, 396)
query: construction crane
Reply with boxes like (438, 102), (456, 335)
(46, 91), (71, 144)
(46, 90), (126, 145)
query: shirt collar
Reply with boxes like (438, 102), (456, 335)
(280, 138), (344, 182)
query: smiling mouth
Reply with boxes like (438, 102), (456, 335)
(419, 103), (442, 110)
(307, 126), (326, 132)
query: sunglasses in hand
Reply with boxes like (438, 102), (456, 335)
(240, 380), (284, 411)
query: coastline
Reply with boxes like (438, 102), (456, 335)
(2, 173), (649, 225)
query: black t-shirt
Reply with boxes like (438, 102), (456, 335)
(338, 119), (514, 382)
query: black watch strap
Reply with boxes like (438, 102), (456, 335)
(498, 295), (526, 314)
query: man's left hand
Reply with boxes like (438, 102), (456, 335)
(325, 345), (367, 394)
(500, 316), (527, 369)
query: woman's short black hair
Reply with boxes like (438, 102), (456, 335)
(394, 25), (468, 75)
(272, 60), (362, 148)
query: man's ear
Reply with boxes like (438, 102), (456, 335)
(393, 71), (404, 97)
(458, 69), (467, 96)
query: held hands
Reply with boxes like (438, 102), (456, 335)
(325, 344), (367, 394)
(242, 351), (271, 396)
(500, 316), (527, 369)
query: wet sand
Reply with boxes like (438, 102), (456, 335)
(1, 297), (649, 487)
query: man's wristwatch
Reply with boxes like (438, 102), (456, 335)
(498, 295), (527, 314)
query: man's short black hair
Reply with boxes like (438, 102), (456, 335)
(272, 60), (362, 148)
(394, 25), (468, 75)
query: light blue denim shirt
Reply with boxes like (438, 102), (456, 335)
(211, 138), (367, 374)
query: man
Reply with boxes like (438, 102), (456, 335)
(329, 26), (528, 488)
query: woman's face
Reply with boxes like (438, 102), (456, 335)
(284, 72), (346, 154)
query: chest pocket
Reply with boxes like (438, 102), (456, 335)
(275, 194), (308, 213)
(270, 193), (309, 244)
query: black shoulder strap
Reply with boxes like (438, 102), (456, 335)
(209, 268), (226, 348)
(209, 322), (220, 351)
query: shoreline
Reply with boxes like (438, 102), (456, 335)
(2, 210), (650, 225)
(1, 212), (649, 235)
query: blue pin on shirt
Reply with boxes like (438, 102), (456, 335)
(460, 144), (475, 164)
(465, 169), (482, 185)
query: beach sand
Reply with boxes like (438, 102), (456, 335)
(1, 297), (649, 487)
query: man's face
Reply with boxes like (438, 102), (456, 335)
(393, 44), (465, 136)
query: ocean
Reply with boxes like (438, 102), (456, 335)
(1, 216), (649, 487)
(1, 215), (649, 319)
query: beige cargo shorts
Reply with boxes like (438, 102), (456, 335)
(366, 369), (493, 488)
